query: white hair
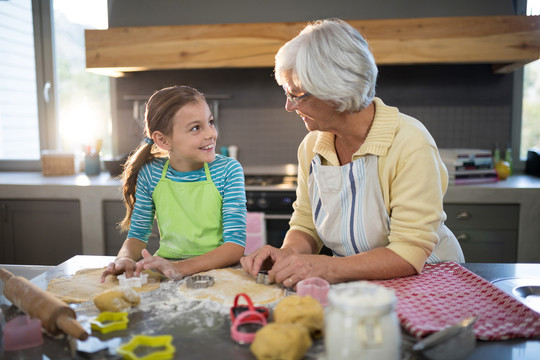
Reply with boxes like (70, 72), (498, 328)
(275, 18), (378, 112)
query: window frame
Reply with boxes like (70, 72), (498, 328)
(0, 0), (56, 171)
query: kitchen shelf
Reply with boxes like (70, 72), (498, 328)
(85, 16), (540, 77)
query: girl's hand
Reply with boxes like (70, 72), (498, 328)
(240, 245), (291, 278)
(135, 249), (184, 280)
(100, 257), (137, 283)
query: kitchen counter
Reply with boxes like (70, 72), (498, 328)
(1, 172), (539, 262)
(0, 256), (539, 359)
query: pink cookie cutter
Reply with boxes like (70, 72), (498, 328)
(3, 315), (43, 351)
(230, 310), (267, 344)
(296, 277), (330, 306)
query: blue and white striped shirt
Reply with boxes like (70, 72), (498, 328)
(127, 154), (247, 248)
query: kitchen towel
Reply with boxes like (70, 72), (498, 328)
(244, 212), (266, 255)
(372, 262), (540, 340)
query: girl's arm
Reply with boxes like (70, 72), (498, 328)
(136, 243), (245, 279)
(101, 237), (147, 281)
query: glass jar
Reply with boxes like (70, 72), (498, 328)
(325, 281), (401, 360)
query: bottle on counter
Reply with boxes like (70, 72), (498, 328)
(505, 144), (513, 175)
(493, 143), (501, 164)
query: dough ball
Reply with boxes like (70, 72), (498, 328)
(93, 287), (140, 312)
(251, 323), (312, 360)
(274, 295), (324, 338)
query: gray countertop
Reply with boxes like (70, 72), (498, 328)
(1, 256), (539, 360)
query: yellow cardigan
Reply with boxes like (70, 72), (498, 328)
(289, 97), (450, 273)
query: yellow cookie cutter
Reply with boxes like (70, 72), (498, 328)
(116, 335), (175, 360)
(90, 311), (129, 334)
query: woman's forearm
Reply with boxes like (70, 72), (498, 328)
(281, 229), (319, 255)
(326, 247), (417, 283)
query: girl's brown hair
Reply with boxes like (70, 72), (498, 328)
(119, 85), (205, 232)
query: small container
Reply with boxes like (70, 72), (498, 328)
(41, 150), (75, 176)
(3, 315), (43, 351)
(297, 277), (330, 306)
(85, 153), (101, 176)
(325, 281), (400, 360)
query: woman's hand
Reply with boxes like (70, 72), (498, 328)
(268, 253), (332, 289)
(135, 249), (184, 280)
(100, 256), (137, 282)
(240, 245), (291, 277)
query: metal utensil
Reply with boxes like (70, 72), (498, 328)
(413, 316), (477, 360)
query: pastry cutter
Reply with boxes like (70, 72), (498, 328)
(230, 293), (269, 322)
(116, 335), (175, 360)
(186, 275), (214, 289)
(90, 311), (129, 334)
(117, 273), (148, 288)
(296, 277), (330, 306)
(256, 270), (273, 285)
(230, 309), (267, 345)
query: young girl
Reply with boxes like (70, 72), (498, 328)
(101, 86), (246, 281)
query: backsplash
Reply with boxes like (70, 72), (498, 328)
(112, 65), (513, 166)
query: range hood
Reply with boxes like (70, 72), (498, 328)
(85, 16), (540, 77)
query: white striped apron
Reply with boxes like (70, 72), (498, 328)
(308, 154), (464, 263)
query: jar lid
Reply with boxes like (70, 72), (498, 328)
(328, 281), (396, 315)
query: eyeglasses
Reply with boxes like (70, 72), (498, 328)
(283, 86), (311, 105)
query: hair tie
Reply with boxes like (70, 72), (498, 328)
(144, 137), (154, 145)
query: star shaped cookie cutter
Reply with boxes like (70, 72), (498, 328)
(90, 312), (129, 334)
(116, 335), (175, 360)
(186, 275), (215, 289)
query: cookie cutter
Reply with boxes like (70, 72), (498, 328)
(230, 293), (269, 323)
(256, 270), (273, 285)
(230, 310), (267, 345)
(296, 277), (330, 306)
(90, 312), (129, 334)
(116, 335), (175, 360)
(117, 273), (148, 288)
(186, 275), (214, 289)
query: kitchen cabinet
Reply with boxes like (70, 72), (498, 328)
(444, 203), (519, 263)
(0, 200), (82, 265)
(85, 16), (540, 77)
(103, 200), (160, 256)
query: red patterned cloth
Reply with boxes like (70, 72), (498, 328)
(371, 262), (540, 340)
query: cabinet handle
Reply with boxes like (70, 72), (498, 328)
(1, 203), (7, 223)
(456, 233), (470, 242)
(456, 211), (471, 221)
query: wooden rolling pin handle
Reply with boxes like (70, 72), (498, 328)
(57, 314), (89, 340)
(0, 267), (89, 341)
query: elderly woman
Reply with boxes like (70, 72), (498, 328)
(241, 18), (464, 287)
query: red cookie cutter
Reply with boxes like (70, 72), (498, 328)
(230, 293), (269, 323)
(230, 309), (267, 344)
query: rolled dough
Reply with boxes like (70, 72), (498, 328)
(46, 268), (161, 303)
(179, 268), (285, 305)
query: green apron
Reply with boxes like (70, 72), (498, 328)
(152, 160), (223, 259)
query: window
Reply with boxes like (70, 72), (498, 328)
(0, 0), (109, 169)
(521, 0), (540, 158)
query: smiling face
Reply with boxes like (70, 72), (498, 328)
(283, 76), (338, 133)
(163, 99), (217, 172)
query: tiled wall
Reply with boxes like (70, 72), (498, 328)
(113, 64), (513, 166)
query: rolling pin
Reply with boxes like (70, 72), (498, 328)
(0, 267), (88, 340)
